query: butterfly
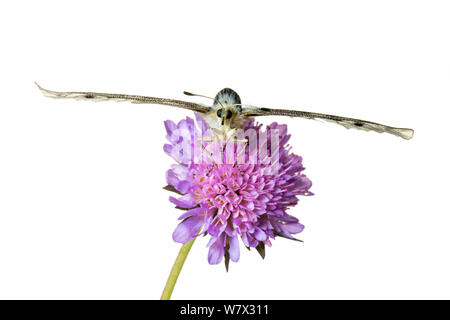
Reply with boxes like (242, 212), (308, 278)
(35, 82), (414, 140)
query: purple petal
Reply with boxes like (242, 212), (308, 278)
(208, 234), (225, 264)
(283, 222), (305, 234)
(172, 216), (204, 244)
(163, 144), (173, 156)
(166, 170), (192, 194)
(296, 175), (313, 193)
(241, 232), (250, 247)
(169, 194), (197, 209)
(164, 120), (177, 136)
(228, 235), (240, 262)
(253, 227), (268, 241)
(177, 207), (204, 220)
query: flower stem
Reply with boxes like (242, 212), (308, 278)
(160, 238), (196, 300)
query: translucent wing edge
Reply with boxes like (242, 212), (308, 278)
(242, 106), (414, 140)
(35, 82), (210, 113)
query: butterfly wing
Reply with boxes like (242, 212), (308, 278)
(242, 106), (414, 140)
(35, 82), (210, 114)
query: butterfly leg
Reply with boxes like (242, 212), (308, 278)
(233, 137), (248, 175)
(198, 136), (217, 175)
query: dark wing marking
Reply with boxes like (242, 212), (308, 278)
(242, 106), (414, 140)
(35, 82), (210, 114)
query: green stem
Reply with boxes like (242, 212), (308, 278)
(160, 238), (196, 300)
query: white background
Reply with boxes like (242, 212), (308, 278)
(0, 0), (449, 299)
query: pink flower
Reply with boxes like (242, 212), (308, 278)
(164, 114), (312, 268)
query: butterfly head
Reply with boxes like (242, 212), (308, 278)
(209, 88), (243, 129)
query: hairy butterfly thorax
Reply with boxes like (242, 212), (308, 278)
(203, 88), (247, 135)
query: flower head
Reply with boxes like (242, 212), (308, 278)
(163, 114), (312, 267)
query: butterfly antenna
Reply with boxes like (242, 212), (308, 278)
(183, 91), (214, 100)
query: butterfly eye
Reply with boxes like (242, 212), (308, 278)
(226, 110), (233, 119)
(216, 109), (222, 117)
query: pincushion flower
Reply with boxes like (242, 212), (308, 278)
(163, 114), (313, 268)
